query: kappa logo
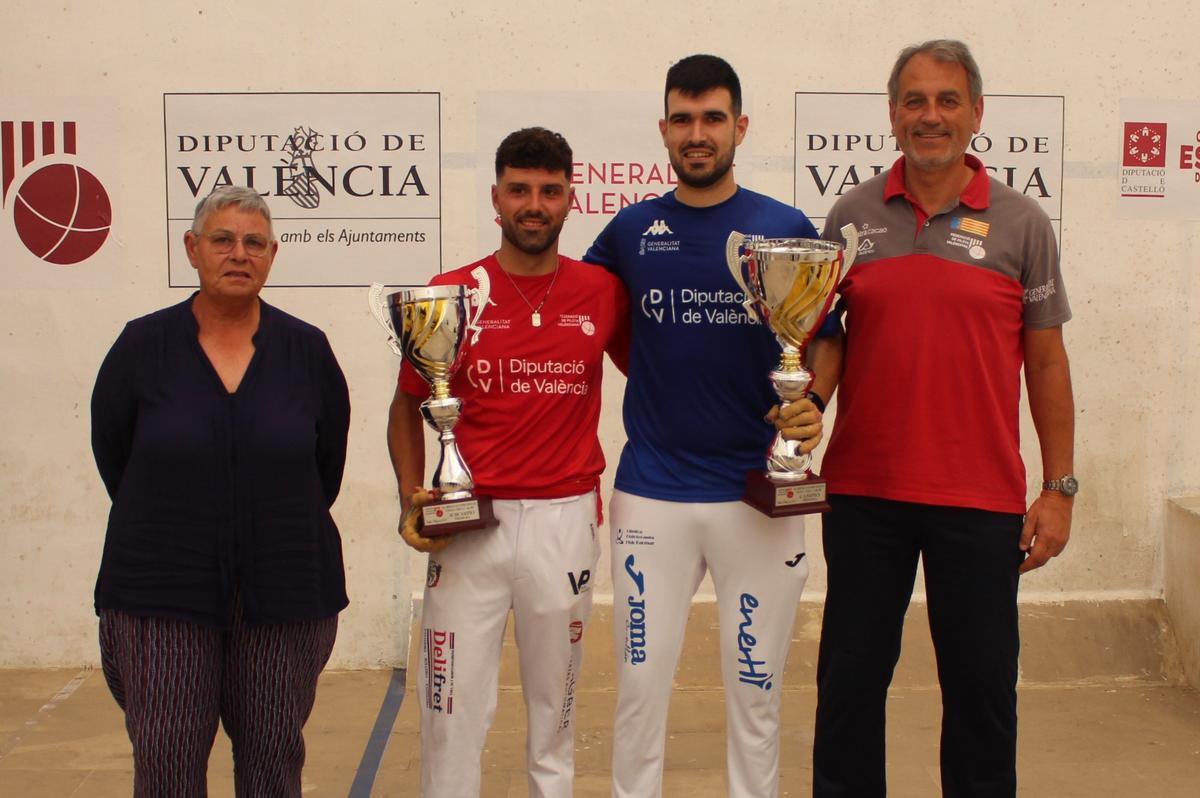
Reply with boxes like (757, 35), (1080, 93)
(639, 219), (681, 256)
(642, 219), (673, 236)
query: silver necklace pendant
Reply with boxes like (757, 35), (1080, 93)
(500, 259), (558, 330)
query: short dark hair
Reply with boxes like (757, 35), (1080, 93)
(888, 39), (983, 104)
(664, 54), (742, 116)
(494, 127), (573, 181)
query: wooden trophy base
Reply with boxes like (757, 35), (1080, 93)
(420, 495), (498, 536)
(741, 470), (831, 517)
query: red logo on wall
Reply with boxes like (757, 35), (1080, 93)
(1123, 122), (1167, 168)
(1, 121), (112, 264)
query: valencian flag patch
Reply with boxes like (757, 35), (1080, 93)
(951, 216), (990, 238)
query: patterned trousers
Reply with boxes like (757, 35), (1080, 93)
(99, 600), (337, 798)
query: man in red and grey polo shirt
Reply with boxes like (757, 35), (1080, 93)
(808, 40), (1076, 797)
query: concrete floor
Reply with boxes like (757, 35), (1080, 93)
(2, 601), (1198, 796)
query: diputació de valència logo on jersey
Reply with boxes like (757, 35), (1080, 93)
(164, 92), (442, 288)
(1, 119), (112, 265)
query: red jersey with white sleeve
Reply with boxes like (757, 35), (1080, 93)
(400, 254), (630, 499)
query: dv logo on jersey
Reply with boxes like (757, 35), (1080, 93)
(466, 358), (495, 392)
(641, 288), (667, 323)
(568, 569), (592, 595)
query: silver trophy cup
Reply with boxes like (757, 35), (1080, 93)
(369, 275), (491, 529)
(725, 224), (858, 513)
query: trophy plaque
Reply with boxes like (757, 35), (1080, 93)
(725, 224), (858, 516)
(369, 278), (497, 536)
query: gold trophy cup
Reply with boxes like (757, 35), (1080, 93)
(725, 224), (858, 516)
(369, 278), (497, 535)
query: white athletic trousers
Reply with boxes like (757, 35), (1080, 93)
(609, 490), (809, 798)
(418, 491), (600, 798)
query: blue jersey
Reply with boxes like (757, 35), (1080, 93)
(584, 188), (819, 501)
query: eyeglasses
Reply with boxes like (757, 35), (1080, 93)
(196, 230), (273, 257)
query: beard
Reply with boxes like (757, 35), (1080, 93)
(903, 145), (963, 172)
(669, 144), (736, 189)
(499, 211), (565, 255)
(898, 127), (970, 173)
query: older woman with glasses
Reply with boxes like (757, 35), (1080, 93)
(90, 185), (350, 797)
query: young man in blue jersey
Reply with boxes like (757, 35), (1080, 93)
(584, 54), (826, 798)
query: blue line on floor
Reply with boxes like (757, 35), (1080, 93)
(347, 668), (407, 798)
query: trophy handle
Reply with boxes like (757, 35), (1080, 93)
(465, 265), (491, 346)
(725, 231), (756, 312)
(368, 282), (403, 356)
(839, 223), (860, 272)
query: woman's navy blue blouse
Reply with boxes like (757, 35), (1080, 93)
(91, 295), (350, 627)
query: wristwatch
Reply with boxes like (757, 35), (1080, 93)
(1043, 474), (1079, 497)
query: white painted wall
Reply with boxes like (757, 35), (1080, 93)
(1, 0), (1196, 666)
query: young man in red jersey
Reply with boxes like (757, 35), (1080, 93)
(388, 127), (629, 798)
